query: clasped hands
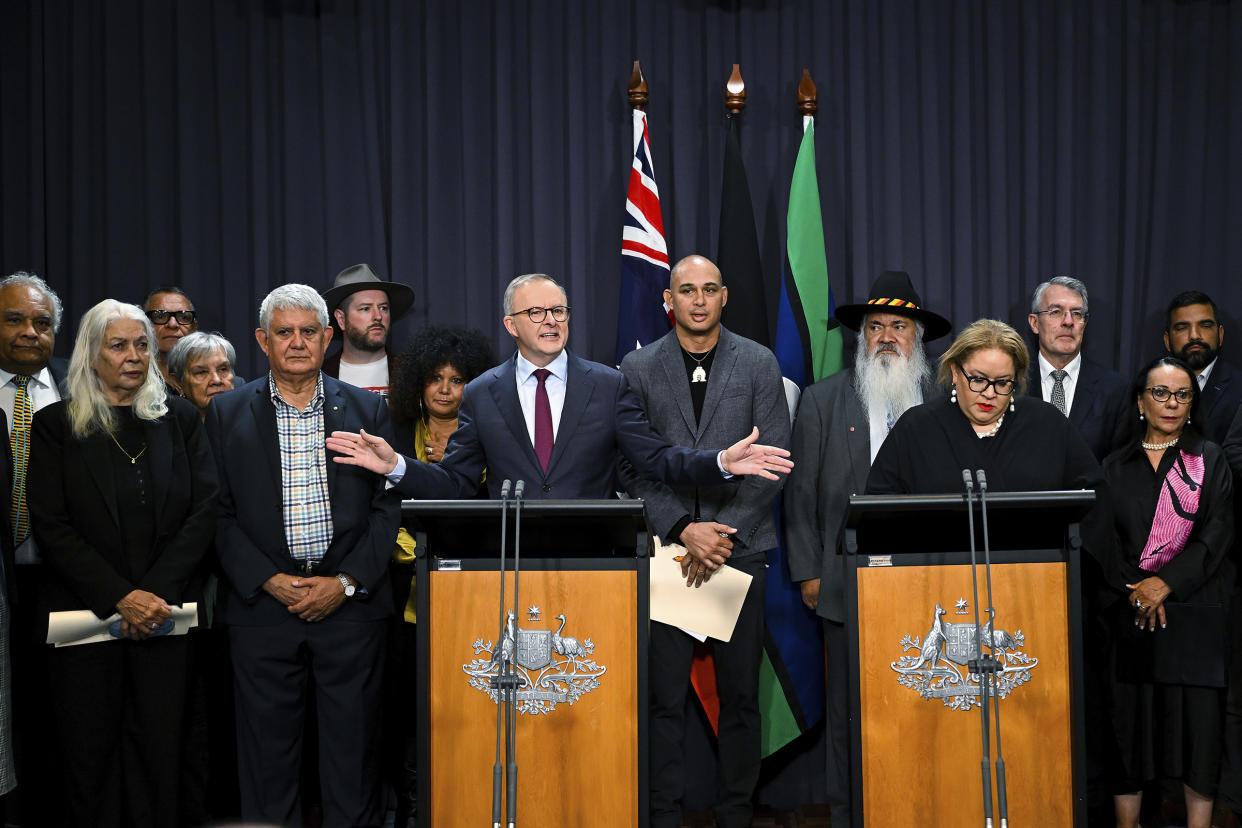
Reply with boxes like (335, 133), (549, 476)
(1127, 576), (1171, 631)
(677, 521), (736, 588)
(264, 573), (347, 623)
(115, 589), (172, 640)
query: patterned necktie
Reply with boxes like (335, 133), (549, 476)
(1050, 369), (1068, 416)
(533, 369), (554, 472)
(10, 375), (33, 546)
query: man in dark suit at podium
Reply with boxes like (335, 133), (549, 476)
(618, 254), (788, 828)
(1024, 276), (1130, 460)
(326, 273), (794, 498)
(784, 270), (949, 828)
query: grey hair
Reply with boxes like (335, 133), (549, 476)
(1030, 276), (1089, 315)
(502, 273), (566, 316)
(259, 284), (329, 332)
(166, 331), (237, 382)
(67, 300), (168, 438)
(1, 271), (64, 332)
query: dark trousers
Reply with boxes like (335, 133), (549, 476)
(649, 555), (766, 828)
(823, 618), (852, 828)
(230, 618), (387, 828)
(48, 634), (191, 828)
(6, 564), (57, 827)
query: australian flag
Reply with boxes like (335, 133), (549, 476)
(615, 108), (672, 366)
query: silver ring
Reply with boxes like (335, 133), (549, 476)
(1135, 600), (1144, 610)
(149, 622), (159, 630)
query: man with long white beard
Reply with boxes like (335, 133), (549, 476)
(785, 270), (951, 828)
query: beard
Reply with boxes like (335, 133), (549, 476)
(1176, 341), (1218, 372)
(852, 332), (932, 425)
(344, 322), (388, 353)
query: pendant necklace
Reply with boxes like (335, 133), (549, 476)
(686, 347), (715, 383)
(110, 431), (148, 465)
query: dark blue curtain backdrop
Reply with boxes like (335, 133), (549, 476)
(3, 0), (1241, 378)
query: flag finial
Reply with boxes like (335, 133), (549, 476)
(628, 61), (649, 111)
(725, 64), (747, 115)
(796, 69), (817, 117)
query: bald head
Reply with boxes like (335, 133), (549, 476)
(669, 254), (722, 289)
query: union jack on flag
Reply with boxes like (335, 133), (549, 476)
(615, 108), (672, 365)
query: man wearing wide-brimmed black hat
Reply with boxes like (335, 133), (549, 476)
(784, 269), (951, 828)
(321, 264), (415, 399)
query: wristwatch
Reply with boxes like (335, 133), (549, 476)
(337, 573), (356, 598)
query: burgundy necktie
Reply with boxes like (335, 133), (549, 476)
(534, 368), (554, 472)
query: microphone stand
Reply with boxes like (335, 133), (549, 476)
(976, 470), (1009, 828)
(506, 480), (526, 828)
(962, 469), (994, 828)
(491, 479), (512, 828)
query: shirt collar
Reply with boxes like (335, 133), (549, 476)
(0, 365), (55, 389)
(268, 372), (325, 413)
(515, 349), (568, 384)
(1037, 350), (1082, 383)
(1197, 357), (1218, 388)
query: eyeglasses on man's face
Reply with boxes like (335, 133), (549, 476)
(1033, 306), (1088, 323)
(146, 309), (198, 326)
(963, 374), (1015, 395)
(1146, 386), (1193, 404)
(512, 305), (571, 323)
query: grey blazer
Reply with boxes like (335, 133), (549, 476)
(784, 370), (935, 622)
(618, 327), (789, 559)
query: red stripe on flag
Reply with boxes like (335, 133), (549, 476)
(627, 168), (666, 234)
(621, 240), (669, 265)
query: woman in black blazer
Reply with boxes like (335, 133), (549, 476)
(28, 299), (217, 828)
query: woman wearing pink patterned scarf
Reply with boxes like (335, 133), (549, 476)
(1103, 356), (1235, 828)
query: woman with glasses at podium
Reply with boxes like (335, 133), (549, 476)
(1100, 356), (1235, 828)
(866, 318), (1102, 496)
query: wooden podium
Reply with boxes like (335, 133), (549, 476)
(843, 490), (1094, 827)
(405, 500), (650, 828)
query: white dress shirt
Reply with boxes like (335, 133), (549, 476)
(1, 365), (63, 564)
(514, 350), (568, 443)
(1037, 351), (1083, 415)
(1197, 357), (1217, 390)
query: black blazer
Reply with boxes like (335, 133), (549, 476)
(206, 374), (401, 626)
(1026, 356), (1131, 460)
(28, 396), (218, 619)
(394, 350), (722, 500)
(1198, 359), (1242, 446)
(0, 408), (11, 600)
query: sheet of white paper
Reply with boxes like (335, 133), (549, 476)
(649, 537), (752, 642)
(47, 603), (199, 647)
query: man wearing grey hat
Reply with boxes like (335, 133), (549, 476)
(322, 264), (415, 399)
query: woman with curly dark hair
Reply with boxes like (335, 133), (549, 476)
(390, 325), (495, 463)
(384, 324), (493, 827)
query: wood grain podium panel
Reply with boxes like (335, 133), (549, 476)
(427, 569), (638, 827)
(856, 562), (1072, 826)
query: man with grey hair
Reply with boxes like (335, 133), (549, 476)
(0, 270), (67, 824)
(207, 283), (401, 828)
(785, 270), (950, 828)
(1025, 276), (1129, 460)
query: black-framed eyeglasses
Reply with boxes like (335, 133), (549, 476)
(963, 374), (1015, 395)
(1032, 306), (1088, 323)
(146, 309), (198, 326)
(1146, 386), (1193, 404)
(513, 305), (571, 323)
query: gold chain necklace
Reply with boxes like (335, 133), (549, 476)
(109, 431), (148, 465)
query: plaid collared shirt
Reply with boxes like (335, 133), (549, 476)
(270, 373), (334, 568)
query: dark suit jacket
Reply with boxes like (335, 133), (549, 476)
(0, 408), (10, 599)
(394, 350), (721, 500)
(1198, 359), (1242, 446)
(48, 356), (69, 394)
(28, 396), (218, 619)
(618, 328), (788, 559)
(207, 374), (401, 625)
(1026, 356), (1131, 460)
(784, 370), (938, 622)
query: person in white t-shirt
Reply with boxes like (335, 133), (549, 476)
(320, 264), (415, 399)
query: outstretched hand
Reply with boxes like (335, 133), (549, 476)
(720, 427), (793, 480)
(326, 429), (399, 475)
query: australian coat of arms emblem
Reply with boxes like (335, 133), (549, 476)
(463, 608), (607, 715)
(890, 601), (1038, 711)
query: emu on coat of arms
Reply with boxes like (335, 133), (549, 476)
(890, 602), (1038, 711)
